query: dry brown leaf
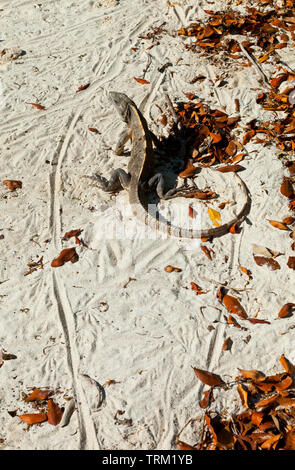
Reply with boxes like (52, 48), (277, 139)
(47, 398), (63, 426)
(25, 389), (53, 402)
(201, 245), (213, 260)
(222, 337), (232, 351)
(255, 395), (279, 409)
(275, 375), (293, 392)
(268, 220), (289, 230)
(246, 318), (270, 325)
(238, 369), (266, 381)
(278, 303), (295, 318)
(237, 383), (249, 408)
(200, 389), (214, 409)
(18, 412), (47, 424)
(164, 265), (182, 273)
(282, 216), (295, 225)
(134, 77), (150, 85)
(260, 434), (281, 450)
(26, 102), (46, 110)
(280, 355), (295, 375)
(190, 281), (209, 295)
(222, 293), (247, 319)
(76, 83), (90, 92)
(217, 164), (243, 173)
(193, 367), (224, 387)
(285, 430), (295, 450)
(51, 247), (79, 268)
(239, 265), (252, 279)
(3, 179), (22, 191)
(62, 229), (82, 240)
(281, 177), (294, 199)
(253, 256), (280, 270)
(177, 441), (197, 450)
(228, 315), (241, 328)
(287, 256), (295, 270)
(242, 129), (255, 145)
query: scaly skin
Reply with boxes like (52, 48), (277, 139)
(109, 91), (251, 239)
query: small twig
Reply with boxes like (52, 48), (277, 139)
(236, 40), (270, 89)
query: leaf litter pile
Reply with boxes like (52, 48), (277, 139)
(177, 356), (295, 450)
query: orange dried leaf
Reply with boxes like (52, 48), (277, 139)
(275, 375), (293, 392)
(253, 256), (280, 270)
(222, 294), (247, 319)
(18, 412), (47, 424)
(164, 265), (181, 273)
(222, 337), (232, 351)
(188, 205), (194, 219)
(76, 83), (90, 93)
(134, 77), (150, 85)
(251, 411), (264, 426)
(282, 216), (295, 225)
(193, 367), (224, 387)
(47, 398), (63, 426)
(217, 164), (243, 173)
(268, 220), (288, 230)
(237, 383), (249, 408)
(239, 265), (252, 279)
(280, 355), (295, 375)
(25, 389), (53, 402)
(199, 389), (214, 409)
(190, 281), (208, 295)
(210, 132), (222, 143)
(177, 441), (196, 450)
(26, 102), (46, 110)
(278, 303), (295, 318)
(51, 247), (79, 268)
(242, 129), (255, 145)
(281, 177), (294, 199)
(246, 318), (270, 325)
(287, 257), (295, 270)
(277, 397), (295, 407)
(255, 395), (279, 409)
(260, 434), (281, 450)
(201, 245), (212, 260)
(238, 369), (265, 381)
(62, 228), (82, 240)
(228, 315), (241, 328)
(225, 140), (237, 156)
(3, 179), (22, 191)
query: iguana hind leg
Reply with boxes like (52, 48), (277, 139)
(95, 168), (131, 192)
(147, 173), (199, 200)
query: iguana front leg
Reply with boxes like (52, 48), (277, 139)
(94, 168), (131, 192)
(115, 128), (161, 156)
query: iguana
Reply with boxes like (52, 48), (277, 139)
(93, 92), (250, 238)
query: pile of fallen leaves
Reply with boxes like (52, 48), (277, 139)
(242, 69), (295, 153)
(178, 2), (295, 63)
(177, 355), (295, 450)
(173, 98), (244, 170)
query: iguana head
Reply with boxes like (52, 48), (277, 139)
(109, 91), (135, 124)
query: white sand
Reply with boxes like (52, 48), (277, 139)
(0, 0), (294, 450)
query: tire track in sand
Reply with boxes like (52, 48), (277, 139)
(49, 109), (99, 449)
